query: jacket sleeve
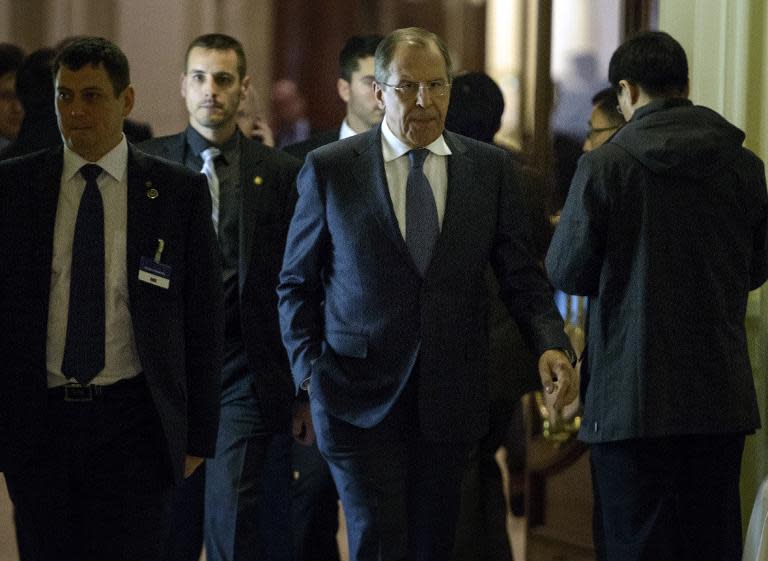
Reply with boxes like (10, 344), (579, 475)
(276, 153), (329, 392)
(545, 152), (609, 296)
(183, 172), (225, 457)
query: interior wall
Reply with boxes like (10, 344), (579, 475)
(0, 0), (274, 137)
(659, 0), (768, 528)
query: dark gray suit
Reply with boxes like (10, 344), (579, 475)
(140, 130), (301, 561)
(278, 126), (570, 560)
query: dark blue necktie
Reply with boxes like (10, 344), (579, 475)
(61, 164), (105, 384)
(406, 149), (439, 276)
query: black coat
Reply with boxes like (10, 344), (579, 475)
(546, 98), (768, 443)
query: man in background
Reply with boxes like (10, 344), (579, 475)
(140, 33), (301, 561)
(0, 43), (25, 151)
(547, 31), (767, 561)
(284, 34), (383, 160)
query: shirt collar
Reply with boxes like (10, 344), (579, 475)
(185, 125), (240, 162)
(380, 117), (451, 163)
(339, 119), (357, 140)
(62, 134), (128, 183)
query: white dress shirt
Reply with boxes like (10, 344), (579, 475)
(380, 118), (451, 239)
(339, 119), (357, 140)
(47, 136), (143, 387)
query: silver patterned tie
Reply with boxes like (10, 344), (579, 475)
(201, 147), (222, 233)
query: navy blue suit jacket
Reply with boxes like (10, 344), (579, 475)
(0, 145), (224, 481)
(140, 131), (301, 429)
(278, 127), (569, 442)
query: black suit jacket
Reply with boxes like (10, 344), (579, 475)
(140, 131), (302, 428)
(0, 145), (225, 482)
(278, 127), (571, 442)
(282, 128), (340, 160)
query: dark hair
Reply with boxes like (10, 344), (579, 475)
(53, 36), (130, 97)
(608, 31), (688, 97)
(339, 35), (383, 82)
(0, 43), (25, 78)
(445, 72), (504, 144)
(591, 87), (624, 126)
(16, 48), (56, 111)
(186, 33), (246, 80)
(375, 27), (453, 84)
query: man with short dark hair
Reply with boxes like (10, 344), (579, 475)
(140, 32), (301, 561)
(278, 27), (577, 561)
(0, 43), (25, 150)
(0, 36), (224, 561)
(547, 31), (768, 561)
(284, 34), (383, 160)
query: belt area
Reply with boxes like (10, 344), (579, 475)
(48, 374), (146, 402)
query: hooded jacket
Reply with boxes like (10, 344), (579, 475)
(546, 98), (768, 443)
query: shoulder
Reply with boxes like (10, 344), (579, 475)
(130, 144), (203, 183)
(136, 133), (184, 158)
(283, 128), (340, 159)
(240, 136), (302, 173)
(0, 147), (58, 186)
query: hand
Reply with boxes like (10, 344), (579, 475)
(292, 400), (315, 446)
(183, 455), (204, 478)
(538, 349), (579, 411)
(242, 116), (275, 147)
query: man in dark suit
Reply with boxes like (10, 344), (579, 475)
(284, 34), (383, 161)
(0, 36), (224, 561)
(278, 27), (577, 561)
(140, 33), (301, 561)
(283, 34), (382, 561)
(546, 32), (768, 561)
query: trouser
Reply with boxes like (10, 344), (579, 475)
(8, 375), (172, 561)
(590, 433), (745, 561)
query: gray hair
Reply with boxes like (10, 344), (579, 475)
(374, 27), (453, 84)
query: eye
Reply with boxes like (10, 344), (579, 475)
(214, 74), (235, 87)
(83, 91), (102, 102)
(398, 82), (418, 94)
(57, 91), (72, 102)
(191, 73), (206, 83)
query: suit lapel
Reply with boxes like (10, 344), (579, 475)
(351, 128), (412, 260)
(126, 146), (161, 296)
(428, 132), (476, 276)
(32, 148), (65, 302)
(238, 137), (268, 293)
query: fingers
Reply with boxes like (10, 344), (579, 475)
(539, 350), (579, 411)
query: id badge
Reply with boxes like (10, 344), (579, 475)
(138, 256), (172, 289)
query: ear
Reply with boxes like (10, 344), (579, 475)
(337, 78), (350, 103)
(122, 85), (135, 117)
(180, 72), (187, 99)
(240, 75), (251, 98)
(373, 82), (385, 110)
(620, 80), (641, 105)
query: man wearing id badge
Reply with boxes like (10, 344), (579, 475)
(0, 37), (224, 561)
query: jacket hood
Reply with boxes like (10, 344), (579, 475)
(609, 98), (746, 178)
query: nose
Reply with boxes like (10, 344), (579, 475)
(415, 83), (433, 107)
